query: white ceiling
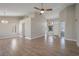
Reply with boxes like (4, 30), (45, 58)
(0, 3), (73, 19)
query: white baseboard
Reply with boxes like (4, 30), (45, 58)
(65, 38), (77, 42)
(18, 35), (23, 38)
(0, 33), (19, 39)
(25, 35), (44, 40)
(25, 37), (31, 40)
(31, 35), (44, 39)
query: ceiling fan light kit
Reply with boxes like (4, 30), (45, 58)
(40, 10), (44, 13)
(34, 3), (52, 14)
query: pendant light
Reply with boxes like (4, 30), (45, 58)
(1, 8), (8, 24)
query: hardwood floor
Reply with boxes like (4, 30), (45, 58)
(0, 36), (79, 56)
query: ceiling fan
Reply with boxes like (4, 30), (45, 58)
(34, 3), (52, 15)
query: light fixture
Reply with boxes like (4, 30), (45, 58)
(40, 10), (44, 14)
(5, 20), (8, 23)
(1, 20), (5, 23)
(1, 8), (8, 24)
(1, 20), (8, 24)
(40, 9), (44, 14)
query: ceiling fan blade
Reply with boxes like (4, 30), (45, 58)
(46, 9), (52, 11)
(34, 7), (41, 10)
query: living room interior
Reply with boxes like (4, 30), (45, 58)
(0, 3), (79, 56)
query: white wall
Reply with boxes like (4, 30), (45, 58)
(31, 14), (46, 39)
(19, 19), (25, 36)
(19, 17), (31, 39)
(75, 4), (79, 46)
(25, 17), (31, 38)
(60, 5), (76, 41)
(20, 14), (46, 39)
(0, 17), (19, 39)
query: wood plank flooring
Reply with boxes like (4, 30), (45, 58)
(0, 36), (79, 56)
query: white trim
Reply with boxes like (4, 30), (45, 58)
(18, 35), (23, 38)
(65, 39), (79, 47)
(25, 35), (44, 40)
(25, 37), (31, 40)
(65, 38), (77, 42)
(31, 35), (44, 40)
(0, 34), (19, 39)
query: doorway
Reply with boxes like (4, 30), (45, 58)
(22, 22), (25, 37)
(60, 21), (65, 48)
(60, 21), (65, 37)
